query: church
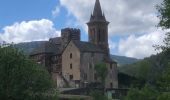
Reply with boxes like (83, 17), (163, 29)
(30, 0), (118, 89)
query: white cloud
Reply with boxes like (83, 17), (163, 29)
(118, 29), (165, 59)
(52, 5), (61, 18)
(0, 19), (60, 43)
(0, 37), (3, 44)
(59, 0), (163, 35)
(109, 39), (116, 49)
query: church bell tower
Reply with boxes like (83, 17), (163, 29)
(87, 0), (109, 55)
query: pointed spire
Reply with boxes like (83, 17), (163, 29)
(93, 0), (103, 17)
(89, 0), (107, 22)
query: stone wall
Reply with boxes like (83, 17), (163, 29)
(62, 41), (81, 87)
(80, 52), (104, 85)
(105, 62), (118, 88)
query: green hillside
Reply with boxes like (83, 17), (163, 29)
(111, 55), (139, 66)
(119, 50), (169, 82)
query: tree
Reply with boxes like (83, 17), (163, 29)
(90, 90), (108, 100)
(0, 46), (58, 100)
(125, 85), (158, 100)
(157, 0), (170, 51)
(95, 62), (108, 86)
(157, 0), (170, 29)
(159, 63), (170, 91)
(157, 92), (170, 100)
(156, 0), (170, 98)
(92, 62), (108, 100)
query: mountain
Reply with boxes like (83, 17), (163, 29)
(14, 41), (47, 54)
(14, 41), (139, 65)
(111, 55), (139, 66)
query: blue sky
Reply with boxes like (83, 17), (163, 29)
(0, 0), (164, 59)
(0, 0), (61, 29)
(0, 0), (88, 41)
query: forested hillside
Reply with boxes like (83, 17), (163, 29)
(119, 51), (169, 83)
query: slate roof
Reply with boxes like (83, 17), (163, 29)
(72, 40), (116, 63)
(49, 37), (62, 44)
(73, 41), (105, 53)
(30, 41), (61, 55)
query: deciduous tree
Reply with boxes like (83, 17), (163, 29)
(0, 46), (58, 100)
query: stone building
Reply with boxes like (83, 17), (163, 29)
(30, 0), (118, 88)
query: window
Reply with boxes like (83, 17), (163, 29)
(91, 53), (94, 57)
(98, 29), (101, 42)
(54, 56), (57, 61)
(37, 61), (41, 64)
(94, 73), (97, 80)
(103, 29), (105, 34)
(70, 64), (72, 69)
(110, 64), (112, 69)
(93, 29), (95, 34)
(69, 75), (73, 80)
(103, 29), (106, 41)
(90, 29), (93, 41)
(70, 53), (72, 59)
(89, 62), (92, 69)
(84, 73), (87, 80)
(110, 82), (113, 88)
(90, 29), (93, 34)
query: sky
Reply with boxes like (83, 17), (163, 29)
(0, 0), (165, 59)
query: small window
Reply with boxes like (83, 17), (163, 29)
(98, 29), (101, 42)
(70, 53), (72, 59)
(69, 75), (73, 80)
(84, 73), (87, 80)
(110, 82), (113, 88)
(93, 29), (95, 34)
(54, 56), (57, 60)
(70, 64), (72, 69)
(89, 63), (92, 69)
(110, 64), (112, 69)
(37, 61), (41, 64)
(91, 53), (94, 57)
(94, 73), (97, 80)
(103, 29), (105, 33)
(90, 29), (93, 34)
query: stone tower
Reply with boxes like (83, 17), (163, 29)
(87, 0), (109, 55)
(61, 28), (80, 49)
